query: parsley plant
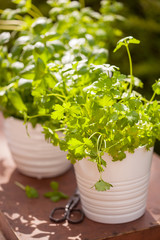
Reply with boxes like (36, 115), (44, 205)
(40, 37), (160, 191)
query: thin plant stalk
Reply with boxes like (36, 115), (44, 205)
(28, 9), (40, 18)
(31, 4), (43, 17)
(47, 93), (66, 102)
(150, 92), (156, 102)
(125, 43), (134, 93)
(15, 181), (25, 190)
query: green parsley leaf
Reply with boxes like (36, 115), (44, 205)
(44, 181), (68, 202)
(51, 105), (65, 120)
(68, 138), (84, 150)
(50, 181), (59, 191)
(126, 111), (139, 125)
(25, 185), (39, 198)
(83, 138), (94, 148)
(15, 181), (39, 198)
(94, 180), (113, 191)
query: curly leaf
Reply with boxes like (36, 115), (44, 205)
(51, 104), (65, 120)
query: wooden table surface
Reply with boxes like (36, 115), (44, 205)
(0, 113), (160, 240)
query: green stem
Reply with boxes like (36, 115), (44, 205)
(89, 132), (102, 139)
(47, 93), (66, 103)
(133, 91), (149, 102)
(106, 138), (125, 151)
(79, 0), (85, 8)
(15, 181), (25, 191)
(54, 128), (66, 132)
(97, 135), (102, 154)
(31, 4), (43, 17)
(150, 92), (156, 102)
(27, 114), (50, 119)
(14, 15), (24, 20)
(28, 9), (40, 18)
(126, 43), (134, 93)
(99, 173), (103, 181)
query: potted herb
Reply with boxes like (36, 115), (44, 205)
(41, 37), (160, 223)
(0, 0), (121, 178)
(0, 30), (71, 178)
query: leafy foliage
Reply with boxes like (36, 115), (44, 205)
(15, 181), (39, 198)
(94, 180), (113, 191)
(113, 36), (140, 53)
(0, 0), (122, 125)
(1, 1), (160, 191)
(15, 180), (68, 201)
(25, 185), (39, 198)
(36, 38), (160, 191)
(44, 181), (68, 202)
(109, 0), (160, 97)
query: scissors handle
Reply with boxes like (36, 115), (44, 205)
(49, 207), (66, 223)
(49, 189), (85, 224)
(49, 207), (84, 224)
(67, 208), (84, 224)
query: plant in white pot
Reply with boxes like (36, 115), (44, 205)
(0, 0), (122, 178)
(0, 2), (66, 178)
(42, 37), (160, 223)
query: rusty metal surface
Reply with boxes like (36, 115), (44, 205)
(0, 112), (160, 240)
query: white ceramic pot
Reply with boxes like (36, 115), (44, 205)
(74, 147), (153, 224)
(4, 117), (71, 178)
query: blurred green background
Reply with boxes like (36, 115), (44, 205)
(0, 0), (160, 154)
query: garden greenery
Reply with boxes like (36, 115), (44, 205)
(38, 37), (160, 191)
(0, 0), (122, 125)
(15, 181), (68, 201)
(0, 1), (160, 191)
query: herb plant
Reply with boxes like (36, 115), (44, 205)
(39, 37), (160, 191)
(15, 181), (68, 201)
(15, 181), (39, 198)
(44, 181), (68, 202)
(0, 0), (122, 126)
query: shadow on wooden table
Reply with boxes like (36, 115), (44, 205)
(0, 158), (83, 240)
(0, 154), (160, 240)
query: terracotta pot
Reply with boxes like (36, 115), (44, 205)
(4, 117), (71, 178)
(74, 146), (153, 224)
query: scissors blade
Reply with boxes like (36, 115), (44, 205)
(67, 188), (80, 210)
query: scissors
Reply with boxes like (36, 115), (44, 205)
(49, 189), (84, 224)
